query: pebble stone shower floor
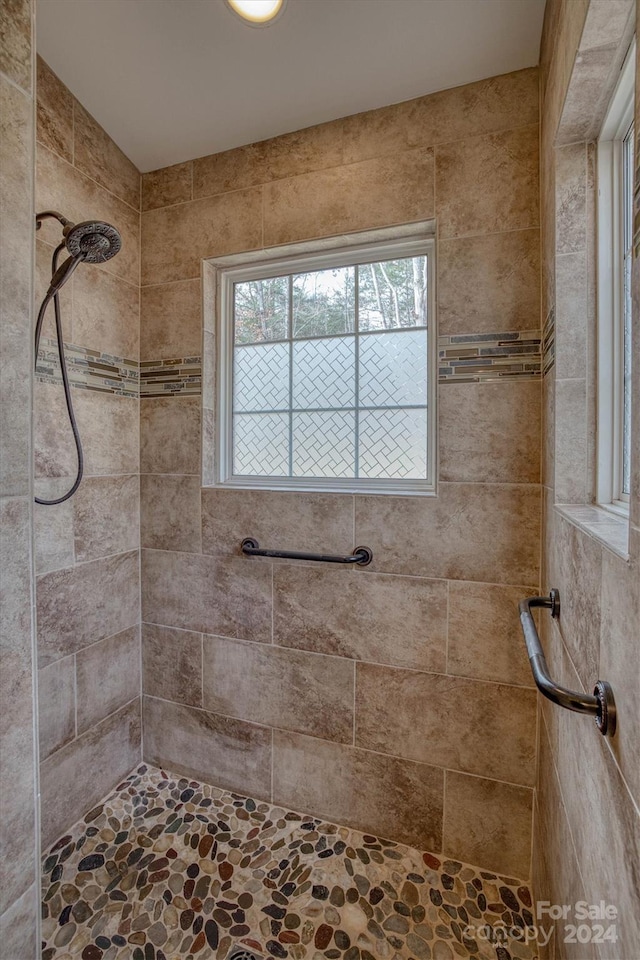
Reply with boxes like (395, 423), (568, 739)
(41, 765), (539, 960)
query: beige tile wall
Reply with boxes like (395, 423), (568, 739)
(33, 57), (142, 846)
(140, 67), (542, 879)
(536, 2), (640, 958)
(0, 0), (40, 951)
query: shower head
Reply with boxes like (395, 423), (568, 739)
(63, 220), (122, 264)
(40, 218), (123, 297)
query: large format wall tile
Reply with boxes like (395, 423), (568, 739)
(443, 771), (533, 879)
(0, 75), (33, 497)
(140, 278), (202, 360)
(36, 144), (140, 286)
(273, 731), (444, 851)
(140, 396), (201, 475)
(193, 120), (345, 198)
(0, 498), (37, 915)
(72, 266), (140, 360)
(33, 481), (73, 574)
(341, 68), (538, 166)
(142, 623), (202, 707)
(438, 229), (540, 335)
(40, 699), (141, 849)
(435, 125), (539, 239)
(141, 187), (263, 284)
(273, 565), (447, 672)
(447, 581), (535, 687)
(73, 99), (140, 210)
(38, 656), (75, 760)
(73, 474), (139, 561)
(355, 483), (540, 584)
(355, 663), (537, 786)
(439, 380), (541, 484)
(202, 636), (354, 743)
(76, 626), (141, 734)
(0, 0), (31, 91)
(34, 381), (77, 479)
(74, 392), (140, 477)
(0, 883), (38, 960)
(263, 149), (435, 247)
(141, 473), (201, 552)
(37, 550), (140, 665)
(554, 378), (588, 504)
(551, 516), (602, 691)
(143, 696), (271, 798)
(36, 55), (72, 161)
(142, 161), (193, 212)
(600, 533), (640, 801)
(201, 488), (354, 559)
(142, 549), (271, 641)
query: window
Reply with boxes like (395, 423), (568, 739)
(214, 236), (436, 494)
(597, 42), (635, 512)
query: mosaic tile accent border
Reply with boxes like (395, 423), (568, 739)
(41, 764), (538, 960)
(438, 331), (541, 384)
(542, 310), (555, 377)
(140, 357), (202, 397)
(36, 338), (138, 398)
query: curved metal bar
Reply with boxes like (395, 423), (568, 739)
(519, 590), (616, 736)
(241, 538), (373, 566)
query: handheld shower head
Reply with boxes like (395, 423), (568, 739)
(39, 218), (123, 296)
(63, 220), (122, 264)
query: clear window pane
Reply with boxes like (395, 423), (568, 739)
(234, 277), (288, 344)
(293, 337), (355, 409)
(234, 342), (289, 411)
(358, 256), (428, 331)
(233, 413), (289, 476)
(359, 408), (428, 479)
(359, 330), (427, 407)
(292, 266), (355, 338)
(292, 411), (355, 477)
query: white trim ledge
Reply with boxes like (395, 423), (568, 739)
(556, 504), (630, 559)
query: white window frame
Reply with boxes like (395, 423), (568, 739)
(597, 40), (635, 514)
(213, 233), (437, 495)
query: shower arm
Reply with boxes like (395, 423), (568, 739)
(519, 590), (616, 736)
(36, 210), (70, 229)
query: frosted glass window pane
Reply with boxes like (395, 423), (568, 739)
(293, 266), (355, 338)
(293, 337), (355, 409)
(358, 257), (428, 331)
(359, 330), (427, 407)
(359, 408), (428, 479)
(234, 277), (288, 343)
(233, 413), (289, 476)
(234, 342), (289, 411)
(292, 411), (355, 477)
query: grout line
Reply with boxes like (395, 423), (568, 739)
(143, 692), (536, 792)
(140, 617), (537, 690)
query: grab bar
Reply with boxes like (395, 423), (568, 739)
(519, 589), (616, 736)
(241, 538), (373, 566)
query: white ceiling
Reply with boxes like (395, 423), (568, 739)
(36, 0), (546, 173)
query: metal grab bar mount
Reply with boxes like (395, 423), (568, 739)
(519, 589), (616, 737)
(241, 538), (373, 566)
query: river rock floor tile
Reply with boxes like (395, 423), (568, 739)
(42, 765), (538, 960)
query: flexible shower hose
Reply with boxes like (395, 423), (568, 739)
(34, 242), (85, 505)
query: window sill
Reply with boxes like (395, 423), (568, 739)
(556, 504), (630, 559)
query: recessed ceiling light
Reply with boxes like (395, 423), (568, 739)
(226, 0), (286, 26)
